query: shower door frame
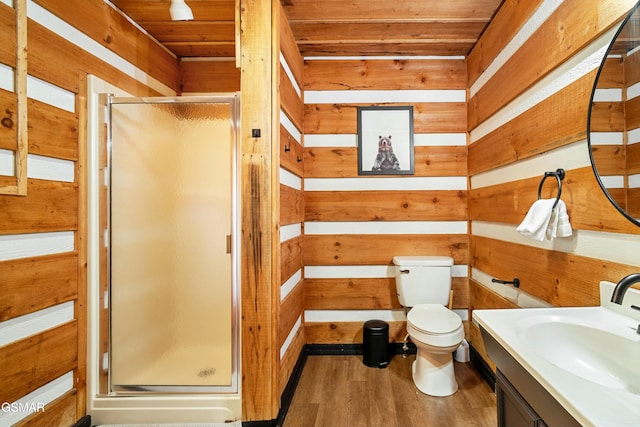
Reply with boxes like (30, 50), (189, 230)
(104, 94), (241, 395)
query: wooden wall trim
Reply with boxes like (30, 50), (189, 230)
(280, 64), (304, 132)
(304, 234), (468, 266)
(469, 167), (640, 234)
(304, 277), (469, 310)
(279, 5), (303, 91)
(0, 253), (78, 322)
(590, 101), (625, 133)
(628, 143), (640, 175)
(76, 72), (88, 420)
(278, 283), (303, 348)
(28, 97), (79, 161)
(278, 326), (304, 396)
(469, 72), (596, 176)
(305, 320), (472, 345)
(305, 320), (408, 344)
(281, 236), (303, 284)
(0, 4), (14, 67)
(471, 235), (640, 306)
(626, 45), (640, 87)
(304, 190), (467, 221)
(467, 0), (543, 88)
(304, 146), (467, 178)
(0, 179), (78, 234)
(0, 321), (78, 405)
(304, 59), (467, 91)
(280, 124), (304, 176)
(0, 89), (78, 160)
(28, 16), (164, 97)
(280, 184), (303, 225)
(468, 0), (635, 130)
(305, 102), (466, 134)
(626, 96), (640, 131)
(591, 145), (625, 176)
(34, 0), (179, 90)
(0, 89), (16, 158)
(179, 60), (241, 93)
(597, 56), (624, 89)
(13, 390), (77, 427)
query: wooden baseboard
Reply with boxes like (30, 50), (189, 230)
(304, 342), (417, 356)
(72, 415), (91, 427)
(241, 420), (276, 427)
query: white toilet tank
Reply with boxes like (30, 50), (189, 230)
(393, 256), (454, 307)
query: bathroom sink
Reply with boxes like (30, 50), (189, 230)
(516, 315), (640, 392)
(473, 281), (640, 427)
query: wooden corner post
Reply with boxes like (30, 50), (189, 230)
(239, 0), (280, 421)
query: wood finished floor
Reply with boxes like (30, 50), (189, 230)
(282, 354), (497, 427)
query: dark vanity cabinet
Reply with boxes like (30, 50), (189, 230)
(496, 370), (547, 427)
(481, 327), (581, 427)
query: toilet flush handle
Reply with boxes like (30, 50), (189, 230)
(400, 269), (410, 274)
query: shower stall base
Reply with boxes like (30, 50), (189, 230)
(89, 395), (241, 426)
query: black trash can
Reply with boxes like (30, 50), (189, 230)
(362, 319), (389, 368)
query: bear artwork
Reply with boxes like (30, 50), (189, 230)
(371, 135), (401, 171)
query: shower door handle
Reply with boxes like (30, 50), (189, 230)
(226, 235), (232, 254)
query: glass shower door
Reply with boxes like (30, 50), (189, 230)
(107, 96), (238, 392)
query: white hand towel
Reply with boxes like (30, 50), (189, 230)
(516, 199), (556, 241)
(555, 200), (573, 238)
(546, 204), (559, 240)
(545, 200), (573, 240)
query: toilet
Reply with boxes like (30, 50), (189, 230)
(393, 255), (464, 397)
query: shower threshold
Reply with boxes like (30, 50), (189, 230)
(111, 384), (234, 394)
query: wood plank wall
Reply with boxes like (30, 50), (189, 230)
(0, 1), (178, 426)
(180, 60), (240, 93)
(277, 0), (306, 404)
(303, 58), (469, 344)
(467, 0), (640, 371)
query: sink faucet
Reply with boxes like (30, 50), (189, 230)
(610, 273), (640, 305)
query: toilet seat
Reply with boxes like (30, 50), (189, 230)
(406, 304), (463, 348)
(407, 304), (462, 334)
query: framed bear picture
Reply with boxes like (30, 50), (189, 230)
(357, 106), (414, 175)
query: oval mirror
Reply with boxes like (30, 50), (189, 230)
(588, 1), (640, 227)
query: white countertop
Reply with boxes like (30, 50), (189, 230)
(473, 281), (640, 427)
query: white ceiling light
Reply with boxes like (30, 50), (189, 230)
(170, 0), (194, 21)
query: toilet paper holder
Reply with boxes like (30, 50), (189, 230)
(492, 277), (520, 288)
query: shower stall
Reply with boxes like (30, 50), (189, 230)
(87, 77), (241, 424)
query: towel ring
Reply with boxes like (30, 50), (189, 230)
(537, 168), (565, 208)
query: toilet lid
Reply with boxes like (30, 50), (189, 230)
(407, 304), (462, 335)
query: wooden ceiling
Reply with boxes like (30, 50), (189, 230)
(110, 0), (504, 59)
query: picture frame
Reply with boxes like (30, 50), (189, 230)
(357, 106), (414, 175)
